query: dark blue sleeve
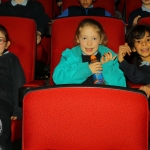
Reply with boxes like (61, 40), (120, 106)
(119, 60), (149, 84)
(57, 9), (69, 18)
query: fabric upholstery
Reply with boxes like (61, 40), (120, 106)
(138, 16), (150, 25)
(22, 85), (148, 150)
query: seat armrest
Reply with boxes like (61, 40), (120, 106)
(23, 80), (46, 87)
(127, 81), (144, 88)
(19, 80), (46, 106)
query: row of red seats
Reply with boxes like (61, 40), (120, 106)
(0, 2), (148, 147)
(5, 15), (149, 145)
(0, 0), (140, 66)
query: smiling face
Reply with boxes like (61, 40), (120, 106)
(133, 31), (150, 61)
(141, 0), (150, 8)
(76, 25), (101, 56)
(78, 0), (93, 8)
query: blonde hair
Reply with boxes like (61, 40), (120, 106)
(75, 18), (108, 46)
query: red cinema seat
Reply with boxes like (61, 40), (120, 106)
(22, 85), (148, 150)
(0, 16), (45, 142)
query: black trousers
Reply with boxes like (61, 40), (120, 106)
(0, 100), (13, 150)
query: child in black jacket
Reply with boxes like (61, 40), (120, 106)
(118, 24), (150, 98)
(0, 25), (26, 150)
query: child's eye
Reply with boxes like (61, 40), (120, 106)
(82, 37), (87, 40)
(0, 39), (3, 44)
(93, 38), (97, 40)
(147, 38), (150, 42)
(136, 40), (141, 43)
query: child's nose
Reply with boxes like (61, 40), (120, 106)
(87, 40), (92, 45)
(141, 40), (147, 46)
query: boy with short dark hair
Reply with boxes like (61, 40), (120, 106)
(118, 24), (150, 98)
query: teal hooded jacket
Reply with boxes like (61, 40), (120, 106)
(53, 45), (126, 87)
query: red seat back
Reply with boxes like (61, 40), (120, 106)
(22, 85), (148, 150)
(117, 0), (125, 15)
(62, 0), (115, 16)
(50, 16), (125, 84)
(138, 16), (150, 25)
(1, 0), (8, 2)
(125, 0), (142, 23)
(0, 16), (36, 83)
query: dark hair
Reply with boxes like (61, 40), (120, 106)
(126, 24), (150, 49)
(0, 25), (9, 41)
(75, 18), (108, 46)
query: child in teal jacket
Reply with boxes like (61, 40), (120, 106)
(53, 18), (126, 87)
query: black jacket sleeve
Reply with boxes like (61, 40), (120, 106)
(11, 56), (26, 119)
(33, 1), (51, 35)
(119, 60), (149, 84)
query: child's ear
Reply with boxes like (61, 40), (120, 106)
(76, 35), (79, 44)
(5, 41), (10, 49)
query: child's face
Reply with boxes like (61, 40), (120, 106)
(133, 31), (150, 61)
(76, 25), (101, 56)
(0, 31), (10, 56)
(79, 0), (93, 8)
(141, 0), (150, 5)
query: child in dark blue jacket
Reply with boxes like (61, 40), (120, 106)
(57, 0), (112, 18)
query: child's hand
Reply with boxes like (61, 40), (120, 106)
(133, 15), (141, 26)
(89, 62), (102, 74)
(57, 2), (62, 7)
(11, 116), (17, 120)
(101, 52), (116, 64)
(37, 31), (41, 44)
(139, 84), (150, 98)
(118, 43), (131, 63)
